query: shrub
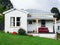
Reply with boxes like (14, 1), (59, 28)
(18, 28), (26, 35)
(7, 31), (9, 33)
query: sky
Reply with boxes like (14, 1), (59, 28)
(58, 0), (60, 2)
(10, 0), (60, 12)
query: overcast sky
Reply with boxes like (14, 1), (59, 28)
(10, 0), (60, 12)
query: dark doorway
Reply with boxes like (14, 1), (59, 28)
(41, 20), (46, 27)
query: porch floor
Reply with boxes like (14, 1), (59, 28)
(27, 33), (56, 39)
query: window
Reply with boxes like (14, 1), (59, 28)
(16, 17), (20, 26)
(28, 20), (36, 24)
(41, 20), (46, 27)
(58, 26), (60, 30)
(28, 20), (32, 24)
(33, 20), (36, 23)
(10, 17), (15, 26)
(10, 17), (21, 27)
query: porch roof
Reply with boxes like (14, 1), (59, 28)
(27, 13), (54, 20)
(26, 9), (54, 20)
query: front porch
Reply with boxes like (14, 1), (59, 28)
(27, 18), (57, 34)
(27, 33), (56, 39)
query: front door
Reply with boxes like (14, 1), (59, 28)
(41, 20), (46, 27)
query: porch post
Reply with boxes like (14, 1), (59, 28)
(36, 19), (38, 33)
(54, 18), (57, 33)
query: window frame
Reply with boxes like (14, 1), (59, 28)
(16, 17), (21, 26)
(10, 17), (15, 27)
(10, 17), (21, 27)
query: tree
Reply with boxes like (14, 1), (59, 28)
(0, 0), (13, 13)
(51, 7), (60, 20)
(0, 4), (4, 13)
(0, 0), (13, 10)
(51, 7), (59, 13)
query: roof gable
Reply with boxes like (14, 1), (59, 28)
(3, 8), (29, 14)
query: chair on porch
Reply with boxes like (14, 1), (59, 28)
(38, 27), (49, 33)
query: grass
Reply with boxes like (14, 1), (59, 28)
(0, 32), (60, 45)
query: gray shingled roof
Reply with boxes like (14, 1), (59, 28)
(25, 9), (51, 14)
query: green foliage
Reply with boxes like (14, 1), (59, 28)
(0, 15), (4, 23)
(51, 7), (59, 13)
(51, 7), (60, 20)
(0, 4), (4, 23)
(18, 28), (26, 35)
(0, 4), (4, 13)
(0, 32), (60, 45)
(0, 0), (13, 13)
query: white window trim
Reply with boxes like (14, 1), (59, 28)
(16, 17), (21, 27)
(10, 17), (21, 27)
(10, 17), (15, 27)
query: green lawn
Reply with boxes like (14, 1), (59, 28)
(0, 32), (60, 45)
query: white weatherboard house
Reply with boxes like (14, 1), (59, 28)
(56, 20), (60, 33)
(3, 8), (57, 39)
